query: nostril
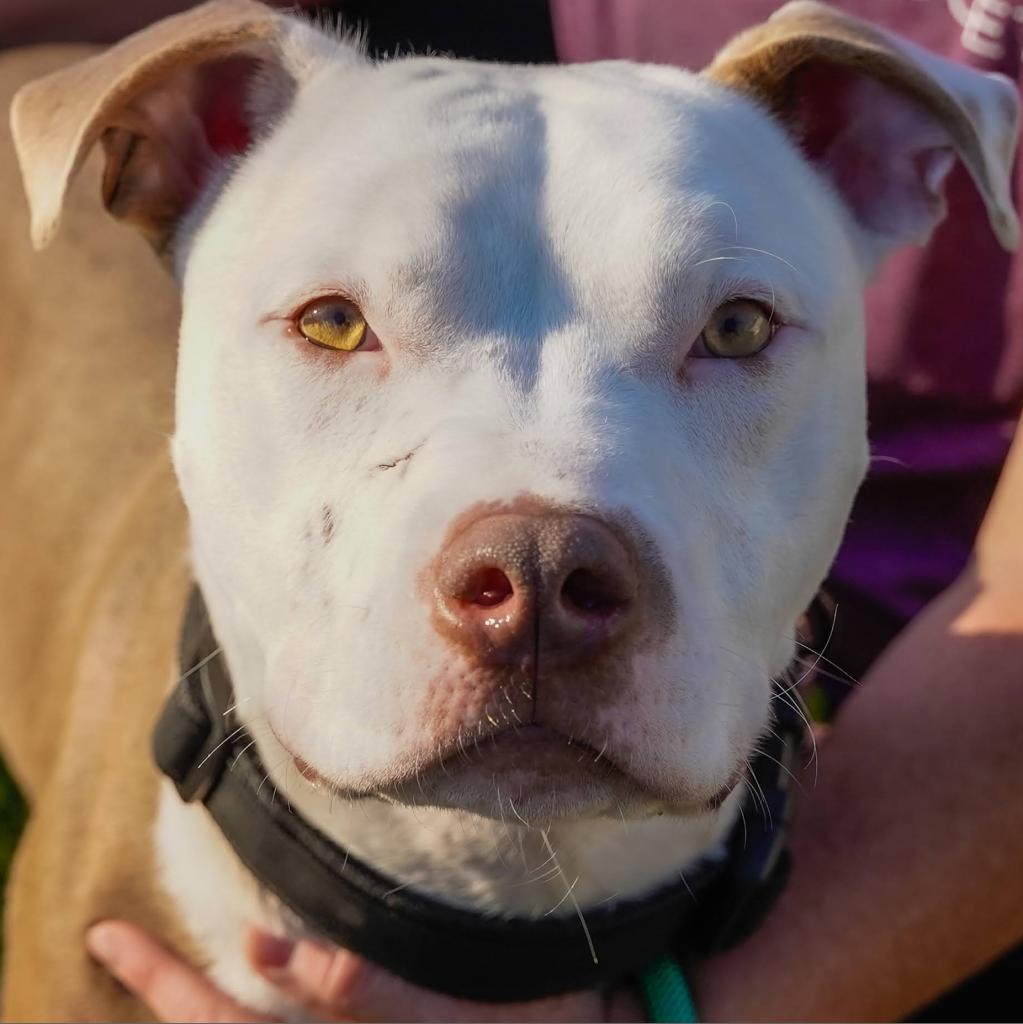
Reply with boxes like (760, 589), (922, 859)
(461, 567), (514, 608)
(561, 569), (629, 619)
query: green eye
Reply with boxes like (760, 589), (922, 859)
(297, 297), (368, 352)
(700, 299), (774, 358)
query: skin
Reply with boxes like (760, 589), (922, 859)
(84, 428), (1023, 1022)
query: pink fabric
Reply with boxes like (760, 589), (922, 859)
(551, 0), (1023, 623)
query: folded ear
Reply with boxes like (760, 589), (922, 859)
(10, 0), (355, 254)
(705, 0), (1019, 269)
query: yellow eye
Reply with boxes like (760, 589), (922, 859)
(699, 299), (774, 358)
(297, 297), (368, 352)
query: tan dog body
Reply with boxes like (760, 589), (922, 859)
(0, 47), (191, 1018)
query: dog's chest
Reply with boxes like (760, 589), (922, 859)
(154, 784), (308, 1016)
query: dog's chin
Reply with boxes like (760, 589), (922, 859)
(381, 725), (662, 822)
(290, 725), (740, 823)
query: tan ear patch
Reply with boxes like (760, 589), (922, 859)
(10, 0), (282, 251)
(704, 0), (1019, 251)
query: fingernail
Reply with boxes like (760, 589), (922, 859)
(249, 930), (295, 969)
(86, 924), (119, 966)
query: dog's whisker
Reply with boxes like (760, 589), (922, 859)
(792, 602), (839, 688)
(194, 723), (247, 770)
(522, 845), (559, 877)
(716, 244), (802, 278)
(678, 870), (695, 901)
(540, 829), (597, 965)
(495, 780), (507, 830)
(229, 738), (258, 770)
(613, 798), (628, 828)
(508, 795), (531, 829)
(706, 198), (740, 241)
(773, 687), (819, 780)
(798, 661), (856, 689)
(174, 646), (223, 688)
(742, 759), (770, 820)
(740, 770), (762, 818)
(791, 638), (859, 687)
(691, 254), (747, 267)
(221, 693), (254, 717)
(515, 864), (562, 887)
(750, 745), (805, 792)
(746, 770), (772, 827)
(543, 874), (581, 917)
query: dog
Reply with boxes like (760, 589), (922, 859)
(0, 0), (1017, 1017)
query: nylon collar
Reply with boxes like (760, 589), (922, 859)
(153, 587), (805, 1002)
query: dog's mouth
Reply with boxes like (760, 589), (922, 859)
(285, 724), (742, 822)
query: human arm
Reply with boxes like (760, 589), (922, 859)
(692, 426), (1023, 1021)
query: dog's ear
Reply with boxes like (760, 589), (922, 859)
(705, 0), (1019, 269)
(10, 0), (357, 255)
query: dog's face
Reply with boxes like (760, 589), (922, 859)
(174, 58), (868, 821)
(14, 0), (1018, 825)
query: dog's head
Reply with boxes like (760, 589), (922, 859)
(14, 0), (1018, 824)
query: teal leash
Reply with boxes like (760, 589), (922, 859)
(638, 955), (699, 1023)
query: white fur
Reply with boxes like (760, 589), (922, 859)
(141, 11), (1018, 1013)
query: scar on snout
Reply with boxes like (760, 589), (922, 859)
(320, 504), (336, 544)
(374, 442), (424, 473)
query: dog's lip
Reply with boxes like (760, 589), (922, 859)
(442, 722), (599, 754)
(421, 723), (615, 776)
(277, 722), (622, 793)
(267, 723), (345, 792)
(706, 769), (744, 810)
(407, 725), (749, 814)
(377, 723), (638, 811)
(293, 753), (330, 787)
(274, 723), (745, 813)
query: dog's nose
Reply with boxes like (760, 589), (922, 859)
(433, 512), (640, 667)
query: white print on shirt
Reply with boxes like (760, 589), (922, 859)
(946, 0), (1023, 60)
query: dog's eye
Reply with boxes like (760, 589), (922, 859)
(297, 297), (368, 352)
(697, 299), (774, 358)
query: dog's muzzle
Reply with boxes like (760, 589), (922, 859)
(152, 586), (810, 1002)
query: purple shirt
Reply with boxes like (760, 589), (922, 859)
(552, 0), (1023, 624)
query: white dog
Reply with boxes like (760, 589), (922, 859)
(1, 0), (1016, 1016)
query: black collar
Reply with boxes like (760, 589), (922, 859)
(153, 587), (804, 1002)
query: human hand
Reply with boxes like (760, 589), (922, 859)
(86, 920), (644, 1022)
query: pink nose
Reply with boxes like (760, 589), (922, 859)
(432, 512), (640, 668)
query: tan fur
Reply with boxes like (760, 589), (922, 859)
(9, 0), (279, 251)
(703, 0), (1019, 249)
(0, 44), (196, 1023)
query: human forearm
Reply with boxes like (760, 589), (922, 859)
(694, 570), (1023, 1021)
